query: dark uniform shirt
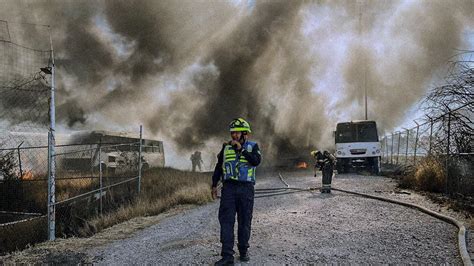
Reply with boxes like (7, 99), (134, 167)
(212, 142), (261, 187)
(315, 152), (336, 170)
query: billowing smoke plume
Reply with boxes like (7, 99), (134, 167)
(0, 0), (472, 166)
(339, 0), (474, 131)
(149, 1), (329, 159)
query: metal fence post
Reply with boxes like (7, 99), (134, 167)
(99, 142), (103, 215)
(427, 115), (433, 156)
(396, 132), (401, 165)
(405, 128), (409, 165)
(446, 110), (451, 194)
(413, 121), (419, 165)
(17, 141), (24, 178)
(138, 125), (143, 194)
(47, 30), (56, 241)
(390, 132), (394, 165)
(385, 136), (389, 164)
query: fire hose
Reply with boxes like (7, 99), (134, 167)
(253, 173), (472, 266)
(255, 173), (309, 198)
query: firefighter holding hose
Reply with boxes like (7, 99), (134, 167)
(211, 118), (262, 265)
(311, 150), (336, 193)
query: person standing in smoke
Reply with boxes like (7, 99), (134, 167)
(190, 151), (204, 172)
(311, 150), (336, 193)
(211, 118), (261, 265)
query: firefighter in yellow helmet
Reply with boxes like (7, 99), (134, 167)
(311, 150), (336, 193)
(211, 118), (262, 265)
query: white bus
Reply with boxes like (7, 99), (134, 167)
(334, 120), (381, 174)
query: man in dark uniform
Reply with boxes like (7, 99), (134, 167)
(190, 151), (204, 172)
(311, 150), (336, 193)
(211, 118), (262, 265)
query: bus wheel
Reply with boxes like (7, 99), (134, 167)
(337, 164), (344, 174)
(371, 157), (380, 175)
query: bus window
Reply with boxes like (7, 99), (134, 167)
(357, 123), (378, 142)
(336, 124), (356, 143)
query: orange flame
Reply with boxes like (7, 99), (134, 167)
(21, 171), (34, 180)
(296, 162), (308, 169)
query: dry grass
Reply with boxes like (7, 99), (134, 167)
(0, 216), (47, 254)
(468, 217), (474, 229)
(413, 157), (446, 192)
(81, 167), (212, 235)
(1, 167), (212, 255)
(0, 205), (196, 264)
(56, 178), (97, 202)
(0, 177), (97, 213)
(400, 157), (446, 193)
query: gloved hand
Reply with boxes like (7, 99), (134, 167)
(230, 140), (242, 151)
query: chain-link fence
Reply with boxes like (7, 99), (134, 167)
(381, 103), (473, 196)
(0, 20), (53, 253)
(53, 141), (142, 237)
(0, 20), (152, 254)
(1, 139), (144, 252)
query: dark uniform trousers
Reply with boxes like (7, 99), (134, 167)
(218, 180), (255, 258)
(322, 163), (333, 187)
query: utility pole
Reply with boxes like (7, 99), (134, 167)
(365, 73), (368, 120)
(359, 0), (368, 120)
(138, 125), (143, 194)
(47, 26), (56, 241)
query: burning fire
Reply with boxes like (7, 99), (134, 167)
(21, 171), (34, 180)
(296, 162), (308, 169)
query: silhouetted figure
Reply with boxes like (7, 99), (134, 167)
(190, 151), (203, 172)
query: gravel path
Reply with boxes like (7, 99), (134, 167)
(87, 171), (462, 264)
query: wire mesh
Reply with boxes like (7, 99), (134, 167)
(381, 102), (472, 196)
(52, 142), (140, 237)
(0, 21), (52, 253)
(0, 20), (51, 215)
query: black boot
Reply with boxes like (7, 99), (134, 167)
(239, 252), (250, 262)
(215, 256), (234, 266)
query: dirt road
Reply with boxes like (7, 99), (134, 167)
(86, 171), (463, 264)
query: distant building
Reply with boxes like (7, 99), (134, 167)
(67, 131), (166, 171)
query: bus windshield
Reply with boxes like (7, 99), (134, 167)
(335, 121), (378, 143)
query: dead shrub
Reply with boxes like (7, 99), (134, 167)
(413, 157), (446, 192)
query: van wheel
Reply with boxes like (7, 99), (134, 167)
(371, 157), (380, 175)
(337, 164), (344, 174)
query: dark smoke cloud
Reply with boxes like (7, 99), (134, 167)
(56, 98), (87, 127)
(149, 0), (330, 159)
(104, 1), (177, 83)
(1, 0), (473, 166)
(1, 0), (236, 129)
(0, 75), (50, 127)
